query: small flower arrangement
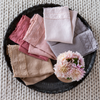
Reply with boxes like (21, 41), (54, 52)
(54, 51), (85, 82)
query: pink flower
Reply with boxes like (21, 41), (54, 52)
(54, 51), (85, 81)
(65, 51), (73, 59)
(69, 67), (85, 81)
(57, 52), (67, 62)
(75, 52), (84, 66)
(54, 63), (71, 78)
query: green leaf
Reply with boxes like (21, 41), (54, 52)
(67, 77), (72, 80)
(73, 58), (78, 65)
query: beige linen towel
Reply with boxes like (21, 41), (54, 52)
(7, 45), (54, 85)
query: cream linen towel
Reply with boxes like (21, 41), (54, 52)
(44, 6), (77, 43)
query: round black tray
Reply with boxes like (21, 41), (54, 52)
(3, 4), (97, 94)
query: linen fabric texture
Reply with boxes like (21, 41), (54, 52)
(74, 17), (88, 37)
(47, 29), (98, 57)
(19, 45), (48, 61)
(43, 6), (77, 43)
(9, 15), (30, 46)
(23, 14), (56, 60)
(9, 15), (48, 61)
(7, 45), (54, 85)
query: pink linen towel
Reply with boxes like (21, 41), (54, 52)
(19, 45), (48, 61)
(70, 10), (78, 34)
(23, 14), (56, 60)
(7, 45), (54, 85)
(43, 6), (77, 44)
(9, 15), (49, 61)
(9, 15), (30, 46)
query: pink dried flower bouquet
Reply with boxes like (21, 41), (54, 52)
(54, 51), (85, 82)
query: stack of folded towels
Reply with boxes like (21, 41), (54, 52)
(8, 6), (97, 85)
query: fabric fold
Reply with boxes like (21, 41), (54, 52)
(43, 7), (77, 43)
(74, 17), (88, 37)
(23, 14), (56, 60)
(21, 74), (53, 85)
(9, 15), (30, 46)
(9, 15), (49, 61)
(19, 46), (48, 61)
(24, 14), (44, 46)
(7, 45), (54, 85)
(47, 29), (97, 57)
(47, 17), (88, 46)
(70, 10), (78, 34)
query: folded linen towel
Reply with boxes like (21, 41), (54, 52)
(47, 29), (97, 57)
(9, 15), (30, 46)
(7, 45), (54, 85)
(23, 14), (56, 60)
(19, 45), (48, 61)
(9, 15), (48, 61)
(74, 17), (88, 37)
(43, 6), (77, 43)
(47, 17), (88, 45)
